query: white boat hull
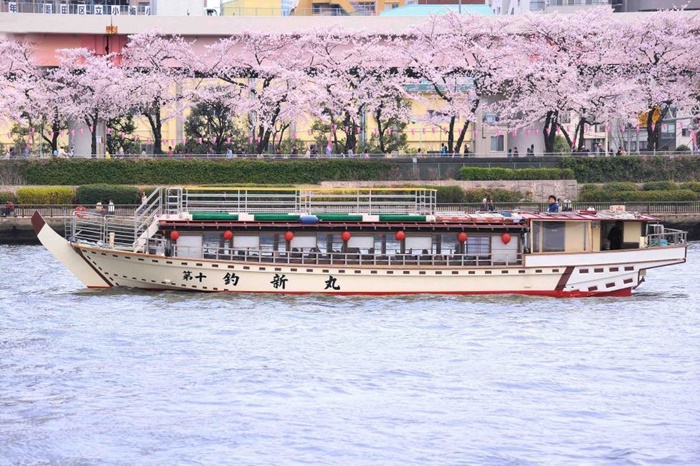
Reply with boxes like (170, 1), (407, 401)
(71, 242), (685, 297)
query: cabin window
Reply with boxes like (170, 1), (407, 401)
(466, 236), (490, 255)
(406, 235), (433, 254)
(233, 234), (260, 250)
(347, 235), (374, 249)
(260, 233), (287, 253)
(290, 234), (317, 250)
(317, 233), (343, 255)
(532, 221), (565, 253)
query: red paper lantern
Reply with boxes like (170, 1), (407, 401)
(501, 232), (512, 245)
(170, 230), (179, 241)
(457, 232), (468, 243)
(341, 231), (351, 242)
(284, 231), (294, 242)
(223, 230), (233, 241)
(395, 231), (406, 241)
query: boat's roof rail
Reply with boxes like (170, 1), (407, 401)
(166, 186), (438, 215)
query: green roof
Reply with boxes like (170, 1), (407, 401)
(379, 4), (494, 17)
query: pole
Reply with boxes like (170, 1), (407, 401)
(459, 0), (462, 14)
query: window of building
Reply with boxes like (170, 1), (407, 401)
(490, 135), (504, 152)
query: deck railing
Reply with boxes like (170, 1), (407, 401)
(645, 227), (687, 247)
(164, 187), (438, 215)
(11, 201), (700, 219)
(168, 244), (523, 268)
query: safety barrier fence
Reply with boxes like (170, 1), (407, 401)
(8, 201), (700, 219)
(3, 151), (698, 160)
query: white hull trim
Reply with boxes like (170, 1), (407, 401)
(73, 243), (685, 297)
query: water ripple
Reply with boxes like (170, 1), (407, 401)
(0, 245), (699, 464)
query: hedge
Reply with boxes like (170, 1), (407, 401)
(0, 191), (15, 203)
(75, 185), (142, 205)
(458, 167), (574, 181)
(16, 186), (74, 204)
(19, 159), (394, 185)
(680, 182), (700, 193)
(579, 189), (698, 202)
(641, 181), (678, 191)
(580, 182), (638, 193)
(560, 156), (700, 182)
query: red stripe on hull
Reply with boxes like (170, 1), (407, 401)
(117, 287), (634, 298)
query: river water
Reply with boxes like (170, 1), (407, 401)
(1, 245), (698, 465)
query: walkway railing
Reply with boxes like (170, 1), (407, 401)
(8, 201), (700, 218)
(3, 151), (699, 160)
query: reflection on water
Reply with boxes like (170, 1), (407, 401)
(0, 244), (698, 464)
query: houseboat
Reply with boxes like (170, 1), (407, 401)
(32, 187), (687, 296)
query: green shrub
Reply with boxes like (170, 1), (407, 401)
(679, 181), (700, 192)
(676, 144), (691, 152)
(458, 167), (574, 181)
(431, 186), (466, 204)
(22, 159), (394, 185)
(641, 181), (678, 191)
(0, 191), (15, 203)
(16, 186), (74, 204)
(560, 156), (700, 182)
(581, 182), (639, 192)
(579, 189), (697, 202)
(75, 184), (142, 205)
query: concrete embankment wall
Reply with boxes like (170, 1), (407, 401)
(0, 217), (64, 244)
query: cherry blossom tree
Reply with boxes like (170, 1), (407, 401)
(406, 12), (514, 154)
(496, 8), (640, 153)
(616, 9), (700, 151)
(122, 31), (196, 155)
(52, 48), (128, 156)
(0, 38), (33, 127)
(200, 31), (314, 154)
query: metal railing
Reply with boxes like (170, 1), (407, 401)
(645, 226), (687, 247)
(169, 244), (523, 268)
(68, 211), (140, 249)
(9, 201), (700, 219)
(164, 187), (438, 215)
(3, 151), (699, 161)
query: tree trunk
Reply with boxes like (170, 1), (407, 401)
(543, 110), (558, 154)
(376, 111), (385, 154)
(85, 112), (98, 157)
(455, 121), (469, 155)
(646, 104), (670, 151)
(256, 125), (272, 154)
(448, 117), (456, 153)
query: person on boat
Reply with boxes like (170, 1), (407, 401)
(95, 201), (104, 214)
(561, 198), (573, 212)
(107, 199), (115, 215)
(487, 198), (496, 212)
(608, 221), (623, 250)
(480, 197), (488, 211)
(547, 195), (559, 212)
(138, 191), (147, 214)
